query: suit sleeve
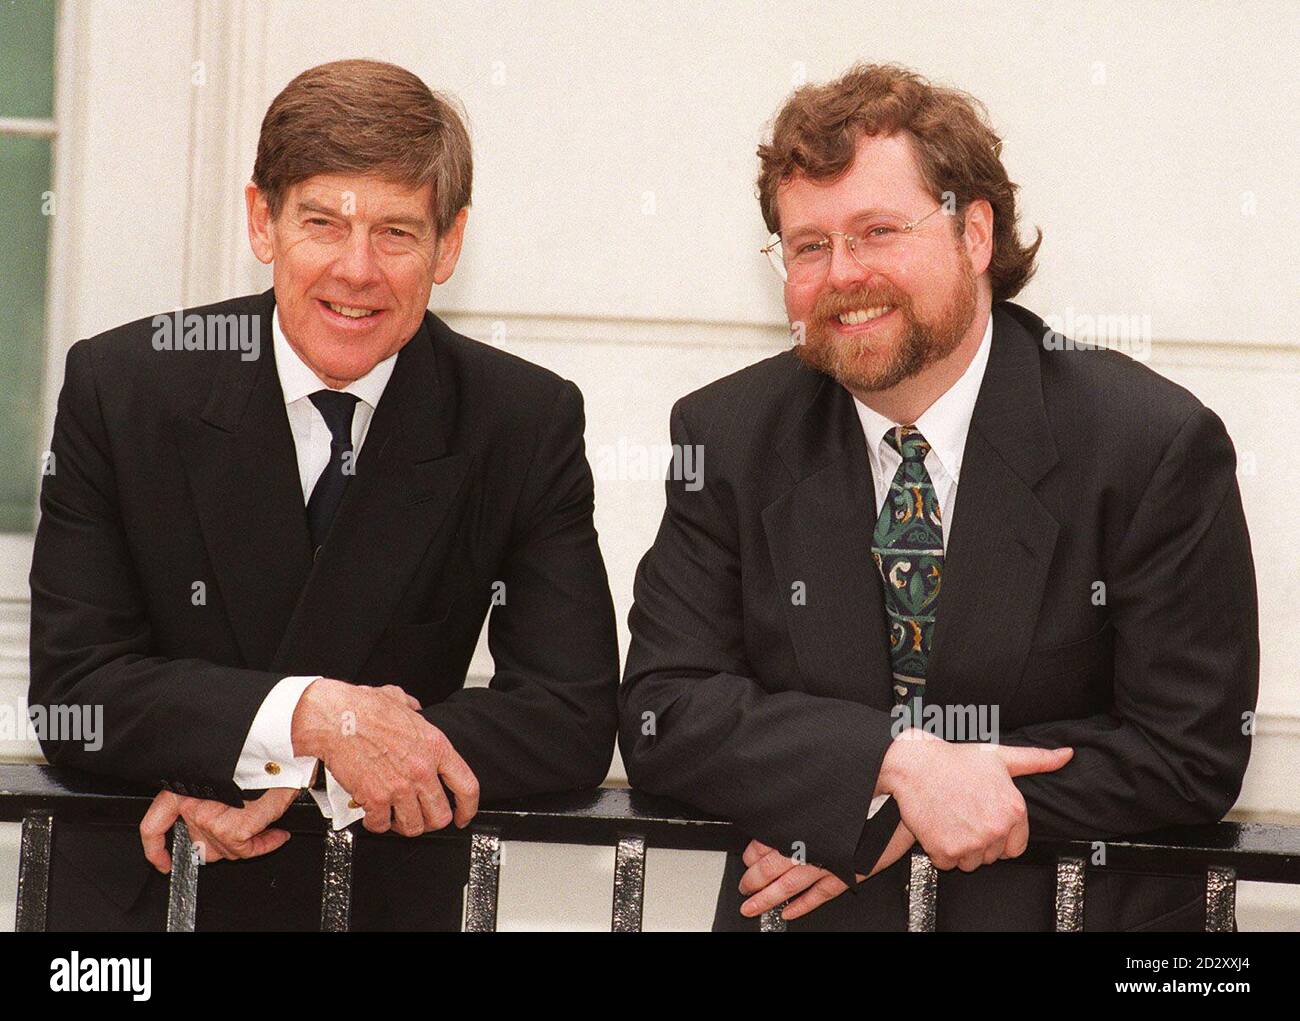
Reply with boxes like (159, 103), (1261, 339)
(1002, 405), (1259, 837)
(420, 380), (620, 798)
(28, 340), (284, 806)
(619, 398), (902, 886)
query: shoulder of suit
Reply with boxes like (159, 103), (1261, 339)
(65, 291), (269, 404)
(423, 311), (574, 410)
(672, 348), (822, 432)
(1001, 301), (1213, 447)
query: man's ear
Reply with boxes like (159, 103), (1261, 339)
(245, 182), (275, 265)
(961, 198), (994, 278)
(432, 207), (469, 285)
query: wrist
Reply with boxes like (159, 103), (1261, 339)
(877, 728), (938, 795)
(291, 677), (345, 760)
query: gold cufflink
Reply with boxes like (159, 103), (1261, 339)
(348, 799), (361, 809)
(264, 762), (281, 776)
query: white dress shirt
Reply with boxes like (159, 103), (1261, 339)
(232, 308), (399, 829)
(853, 312), (994, 825)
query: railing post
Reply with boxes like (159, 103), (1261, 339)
(611, 835), (646, 932)
(319, 828), (354, 932)
(1054, 856), (1086, 932)
(465, 830), (501, 932)
(907, 850), (937, 932)
(166, 820), (200, 932)
(1205, 865), (1237, 932)
(15, 813), (53, 933)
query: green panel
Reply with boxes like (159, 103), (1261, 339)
(0, 134), (51, 532)
(0, 1), (57, 119)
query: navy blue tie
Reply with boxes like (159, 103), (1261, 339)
(306, 390), (361, 553)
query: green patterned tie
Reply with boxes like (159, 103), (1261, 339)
(871, 425), (943, 723)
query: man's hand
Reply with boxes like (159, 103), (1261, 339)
(878, 730), (1073, 871)
(291, 678), (480, 836)
(140, 787), (298, 873)
(738, 819), (916, 921)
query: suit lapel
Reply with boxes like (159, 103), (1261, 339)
(175, 289), (314, 668)
(271, 315), (469, 679)
(924, 304), (1061, 710)
(763, 373), (895, 711)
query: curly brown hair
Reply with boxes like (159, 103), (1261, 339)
(757, 63), (1041, 303)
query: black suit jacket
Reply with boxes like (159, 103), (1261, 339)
(619, 301), (1259, 931)
(29, 288), (620, 924)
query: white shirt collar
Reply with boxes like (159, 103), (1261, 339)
(853, 311), (994, 484)
(271, 305), (398, 409)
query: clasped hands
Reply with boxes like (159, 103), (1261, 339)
(738, 730), (1073, 921)
(141, 679), (479, 872)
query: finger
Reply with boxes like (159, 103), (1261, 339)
(184, 821), (235, 864)
(742, 840), (774, 867)
(781, 874), (849, 921)
(391, 788), (424, 837)
(378, 684), (421, 711)
(182, 827), (223, 865)
(740, 864), (824, 917)
(957, 849), (985, 872)
(436, 747), (479, 827)
(414, 772), (453, 830)
(994, 745), (1073, 777)
(1003, 815), (1030, 859)
(362, 798), (393, 834)
(739, 849), (796, 896)
(139, 793), (183, 874)
(240, 786), (298, 832)
(417, 786), (452, 832)
(239, 828), (292, 859)
(180, 802), (240, 858)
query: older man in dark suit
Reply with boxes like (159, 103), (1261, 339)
(29, 59), (619, 930)
(618, 63), (1258, 931)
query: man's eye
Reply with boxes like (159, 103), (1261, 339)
(867, 225), (897, 238)
(306, 218), (333, 227)
(794, 241), (828, 258)
(386, 228), (411, 238)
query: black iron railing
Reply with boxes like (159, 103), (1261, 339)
(3, 763), (1299, 931)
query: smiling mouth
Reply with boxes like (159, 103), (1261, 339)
(319, 299), (383, 319)
(835, 305), (894, 326)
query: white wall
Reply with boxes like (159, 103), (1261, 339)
(2, 0), (1297, 930)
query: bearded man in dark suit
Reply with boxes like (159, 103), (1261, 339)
(618, 63), (1258, 931)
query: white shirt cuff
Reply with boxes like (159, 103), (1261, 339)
(233, 675), (321, 790)
(866, 793), (891, 819)
(308, 768), (367, 830)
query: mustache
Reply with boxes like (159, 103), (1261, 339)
(812, 284), (911, 319)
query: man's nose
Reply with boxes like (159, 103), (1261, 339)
(825, 235), (872, 292)
(332, 231), (382, 289)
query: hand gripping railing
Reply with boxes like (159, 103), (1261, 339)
(4, 764), (1299, 931)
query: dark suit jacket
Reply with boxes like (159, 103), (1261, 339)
(618, 301), (1259, 931)
(29, 287), (620, 927)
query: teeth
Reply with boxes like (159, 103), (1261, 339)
(837, 306), (893, 325)
(327, 302), (377, 318)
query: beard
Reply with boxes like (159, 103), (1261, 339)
(793, 252), (978, 393)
